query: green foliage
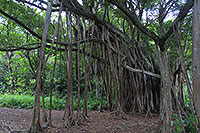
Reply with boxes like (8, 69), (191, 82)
(0, 94), (65, 110)
(172, 97), (199, 133)
(0, 94), (34, 109)
(0, 51), (34, 93)
(0, 93), (107, 111)
(172, 113), (198, 133)
(87, 90), (107, 110)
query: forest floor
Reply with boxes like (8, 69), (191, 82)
(0, 107), (159, 133)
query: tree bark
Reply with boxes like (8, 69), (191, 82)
(41, 73), (47, 122)
(82, 18), (88, 118)
(64, 10), (75, 126)
(75, 15), (82, 125)
(156, 45), (172, 133)
(192, 0), (200, 123)
(47, 4), (62, 127)
(174, 22), (199, 131)
(29, 2), (52, 133)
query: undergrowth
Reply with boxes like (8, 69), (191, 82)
(172, 97), (199, 133)
(0, 93), (106, 110)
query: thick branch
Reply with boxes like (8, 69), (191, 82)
(107, 0), (193, 51)
(0, 46), (40, 52)
(16, 0), (46, 11)
(160, 0), (193, 45)
(122, 63), (161, 79)
(0, 38), (104, 52)
(0, 9), (66, 45)
(106, 0), (160, 42)
(16, 0), (60, 12)
(0, 40), (108, 65)
(62, 0), (129, 42)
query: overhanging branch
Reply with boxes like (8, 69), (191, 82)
(0, 39), (109, 65)
(0, 9), (66, 46)
(160, 0), (193, 43)
(106, 0), (160, 42)
(122, 63), (161, 79)
(16, 0), (61, 12)
(106, 0), (193, 51)
(0, 38), (106, 52)
(62, 0), (129, 42)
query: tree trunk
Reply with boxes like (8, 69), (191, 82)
(64, 10), (75, 126)
(41, 74), (47, 122)
(47, 4), (62, 127)
(48, 41), (59, 127)
(82, 18), (88, 118)
(29, 2), (52, 133)
(75, 15), (82, 125)
(192, 0), (200, 123)
(173, 22), (199, 131)
(100, 43), (106, 112)
(156, 46), (172, 133)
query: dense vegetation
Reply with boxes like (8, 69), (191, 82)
(0, 0), (200, 133)
(0, 92), (107, 110)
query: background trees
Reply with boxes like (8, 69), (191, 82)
(0, 0), (199, 132)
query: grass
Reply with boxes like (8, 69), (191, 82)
(0, 93), (106, 110)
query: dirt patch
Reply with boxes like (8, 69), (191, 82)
(0, 107), (159, 133)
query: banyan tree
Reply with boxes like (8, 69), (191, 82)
(0, 0), (199, 132)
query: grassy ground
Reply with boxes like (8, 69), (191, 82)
(0, 93), (106, 110)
